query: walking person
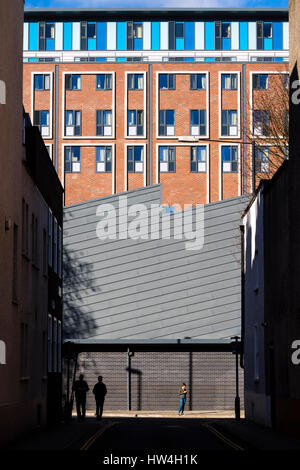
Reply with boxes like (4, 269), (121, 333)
(72, 374), (89, 421)
(93, 376), (107, 420)
(178, 382), (187, 416)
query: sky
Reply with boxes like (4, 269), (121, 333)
(25, 0), (288, 9)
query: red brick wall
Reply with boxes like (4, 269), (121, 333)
(23, 62), (288, 207)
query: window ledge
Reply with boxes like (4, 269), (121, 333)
(20, 376), (30, 382)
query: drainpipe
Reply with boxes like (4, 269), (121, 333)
(240, 224), (245, 369)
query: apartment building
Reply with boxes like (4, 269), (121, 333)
(23, 8), (289, 207)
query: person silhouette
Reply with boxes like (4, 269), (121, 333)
(72, 374), (89, 421)
(93, 376), (107, 420)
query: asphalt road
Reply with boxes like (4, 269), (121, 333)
(77, 417), (243, 454)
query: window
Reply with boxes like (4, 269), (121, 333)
(12, 224), (18, 302)
(159, 146), (175, 172)
(65, 110), (81, 136)
(159, 110), (175, 136)
(20, 322), (28, 377)
(96, 146), (112, 172)
(58, 226), (62, 279)
(221, 110), (238, 136)
(58, 321), (62, 373)
(22, 199), (29, 257)
(53, 217), (57, 274)
(253, 110), (269, 136)
(96, 74), (112, 90)
(283, 74), (289, 89)
(221, 74), (237, 90)
(65, 74), (81, 90)
(127, 22), (143, 50)
(48, 314), (52, 373)
(191, 146), (207, 172)
(168, 21), (185, 50)
(127, 110), (144, 136)
(133, 23), (143, 39)
(159, 74), (175, 90)
(88, 22), (96, 39)
(96, 110), (112, 136)
(222, 22), (231, 38)
(257, 22), (273, 49)
(43, 228), (47, 275)
(53, 317), (57, 373)
(263, 22), (272, 38)
(39, 22), (55, 51)
(215, 21), (231, 50)
(254, 325), (259, 382)
(128, 74), (144, 90)
(34, 74), (50, 90)
(253, 74), (269, 90)
(190, 74), (206, 90)
(48, 209), (53, 268)
(222, 146), (238, 172)
(127, 146), (144, 173)
(31, 214), (38, 266)
(255, 146), (270, 173)
(64, 146), (81, 173)
(33, 110), (50, 137)
(190, 110), (206, 136)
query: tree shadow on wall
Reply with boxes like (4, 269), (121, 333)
(63, 243), (100, 341)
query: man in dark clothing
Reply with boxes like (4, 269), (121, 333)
(93, 376), (107, 420)
(72, 374), (89, 421)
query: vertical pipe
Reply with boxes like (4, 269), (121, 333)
(240, 224), (245, 369)
(242, 64), (247, 194)
(252, 140), (256, 193)
(148, 64), (153, 186)
(55, 64), (59, 173)
(127, 348), (131, 411)
(189, 351), (193, 411)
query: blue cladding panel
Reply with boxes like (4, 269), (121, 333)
(176, 38), (184, 50)
(185, 22), (194, 50)
(134, 38), (142, 50)
(205, 22), (215, 50)
(46, 38), (55, 51)
(97, 23), (106, 50)
(117, 22), (127, 50)
(64, 22), (72, 50)
(88, 38), (96, 50)
(29, 23), (39, 50)
(264, 37), (272, 50)
(239, 22), (248, 50)
(222, 38), (231, 50)
(273, 22), (283, 50)
(151, 22), (160, 50)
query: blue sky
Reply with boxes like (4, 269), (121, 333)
(25, 0), (288, 9)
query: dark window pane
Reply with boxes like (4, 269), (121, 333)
(175, 23), (184, 38)
(166, 110), (174, 125)
(87, 23), (96, 38)
(159, 74), (168, 89)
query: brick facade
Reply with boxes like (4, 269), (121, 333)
(23, 61), (288, 207)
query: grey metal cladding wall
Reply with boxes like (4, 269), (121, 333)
(63, 184), (249, 341)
